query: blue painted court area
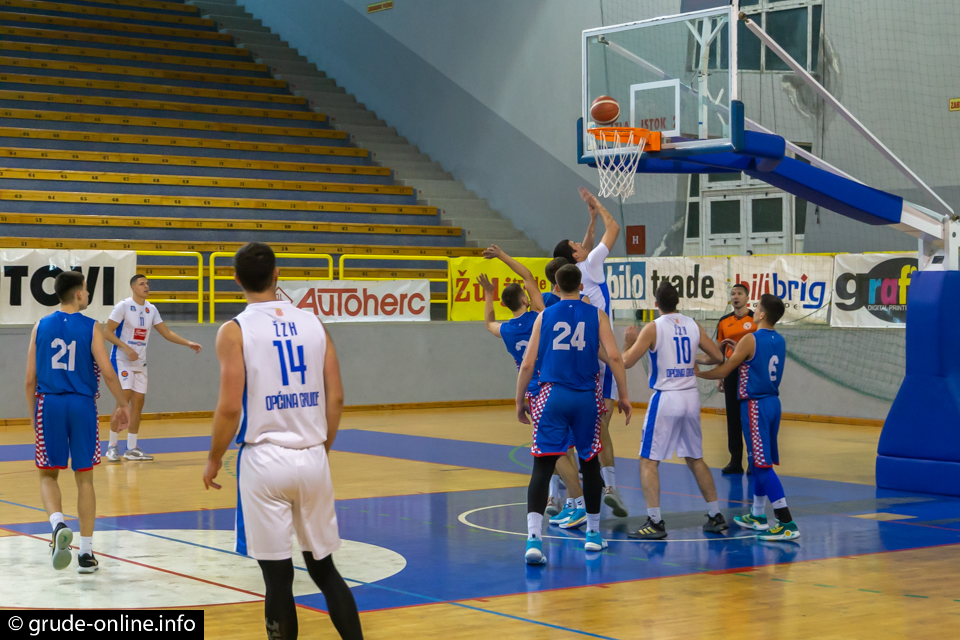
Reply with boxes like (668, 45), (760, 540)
(4, 430), (960, 612)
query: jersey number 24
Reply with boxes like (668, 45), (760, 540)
(552, 322), (586, 351)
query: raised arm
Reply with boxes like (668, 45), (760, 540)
(697, 333), (756, 381)
(482, 245), (545, 312)
(91, 323), (130, 430)
(695, 323), (725, 366)
(478, 274), (502, 338)
(154, 323), (202, 354)
(203, 321), (245, 490)
(104, 319), (138, 362)
(582, 206), (599, 252)
(24, 323), (38, 427)
(322, 326), (344, 452)
(579, 187), (620, 251)
(622, 322), (657, 369)
(515, 314), (542, 424)
(598, 310), (631, 425)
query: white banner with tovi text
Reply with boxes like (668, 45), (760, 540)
(277, 279), (431, 322)
(605, 257), (728, 312)
(0, 249), (137, 324)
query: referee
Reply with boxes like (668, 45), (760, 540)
(715, 283), (756, 474)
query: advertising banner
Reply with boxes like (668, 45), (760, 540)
(449, 257), (551, 322)
(0, 249), (137, 324)
(729, 254), (834, 324)
(831, 253), (917, 328)
(277, 280), (431, 322)
(605, 257), (727, 312)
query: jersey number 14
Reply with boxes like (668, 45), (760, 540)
(273, 339), (307, 386)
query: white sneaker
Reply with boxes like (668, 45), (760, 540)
(104, 446), (121, 463)
(603, 486), (629, 518)
(123, 447), (154, 461)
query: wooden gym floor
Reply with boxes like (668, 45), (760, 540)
(2, 406), (959, 638)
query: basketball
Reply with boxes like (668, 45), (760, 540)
(590, 95), (620, 125)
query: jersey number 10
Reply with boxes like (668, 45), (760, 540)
(673, 336), (692, 364)
(273, 339), (307, 386)
(51, 339), (77, 372)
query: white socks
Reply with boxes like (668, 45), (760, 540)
(79, 536), (93, 556)
(575, 496), (585, 510)
(753, 495), (768, 517)
(109, 430), (119, 447)
(772, 497), (788, 510)
(564, 498), (575, 509)
(586, 513), (600, 533)
(549, 475), (562, 500)
(49, 512), (65, 532)
(527, 512), (543, 540)
(601, 466), (616, 489)
(647, 507), (662, 523)
(706, 501), (720, 517)
(127, 433), (137, 450)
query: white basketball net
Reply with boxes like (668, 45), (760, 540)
(588, 129), (646, 199)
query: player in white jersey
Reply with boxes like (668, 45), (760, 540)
(620, 281), (729, 540)
(203, 243), (362, 640)
(103, 274), (202, 462)
(553, 187), (628, 518)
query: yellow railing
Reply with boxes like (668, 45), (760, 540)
(338, 254), (452, 320)
(136, 251), (203, 323)
(208, 251), (333, 323)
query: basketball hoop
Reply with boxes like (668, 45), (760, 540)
(587, 127), (651, 199)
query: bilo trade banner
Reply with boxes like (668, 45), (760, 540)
(449, 257), (551, 322)
(605, 257), (727, 312)
(276, 279), (431, 322)
(0, 249), (137, 324)
(729, 254), (833, 324)
(831, 253), (917, 328)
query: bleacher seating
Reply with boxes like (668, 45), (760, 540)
(0, 0), (481, 320)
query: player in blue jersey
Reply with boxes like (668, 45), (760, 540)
(480, 247), (586, 527)
(516, 265), (631, 564)
(541, 257), (569, 308)
(25, 271), (130, 573)
(553, 187), (628, 518)
(697, 293), (799, 541)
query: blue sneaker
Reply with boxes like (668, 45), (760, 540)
(549, 504), (576, 526)
(559, 508), (587, 529)
(525, 538), (546, 565)
(584, 531), (608, 552)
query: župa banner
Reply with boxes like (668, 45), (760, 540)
(277, 280), (431, 322)
(831, 253), (917, 328)
(0, 249), (138, 324)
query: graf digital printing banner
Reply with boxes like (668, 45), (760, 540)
(0, 249), (137, 324)
(831, 253), (917, 328)
(729, 254), (834, 324)
(449, 257), (552, 322)
(605, 257), (728, 312)
(277, 280), (431, 322)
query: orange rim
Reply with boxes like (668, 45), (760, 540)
(588, 126), (651, 146)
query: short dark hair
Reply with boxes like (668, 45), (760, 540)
(544, 257), (569, 286)
(55, 271), (85, 303)
(555, 264), (582, 294)
(731, 283), (749, 296)
(234, 242), (276, 293)
(655, 281), (680, 313)
(130, 274), (146, 287)
(501, 283), (525, 312)
(758, 293), (785, 325)
(553, 240), (577, 265)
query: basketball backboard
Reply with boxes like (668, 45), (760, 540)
(581, 5), (740, 163)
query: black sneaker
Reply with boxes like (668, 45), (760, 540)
(704, 513), (729, 533)
(628, 517), (667, 540)
(50, 522), (73, 571)
(78, 553), (99, 574)
(721, 463), (744, 475)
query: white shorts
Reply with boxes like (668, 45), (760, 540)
(638, 388), (703, 461)
(236, 441), (341, 561)
(117, 367), (148, 394)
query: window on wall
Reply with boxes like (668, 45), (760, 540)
(738, 0), (823, 73)
(685, 174), (701, 239)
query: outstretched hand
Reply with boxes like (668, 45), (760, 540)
(481, 244), (505, 260)
(477, 273), (496, 296)
(579, 186), (602, 215)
